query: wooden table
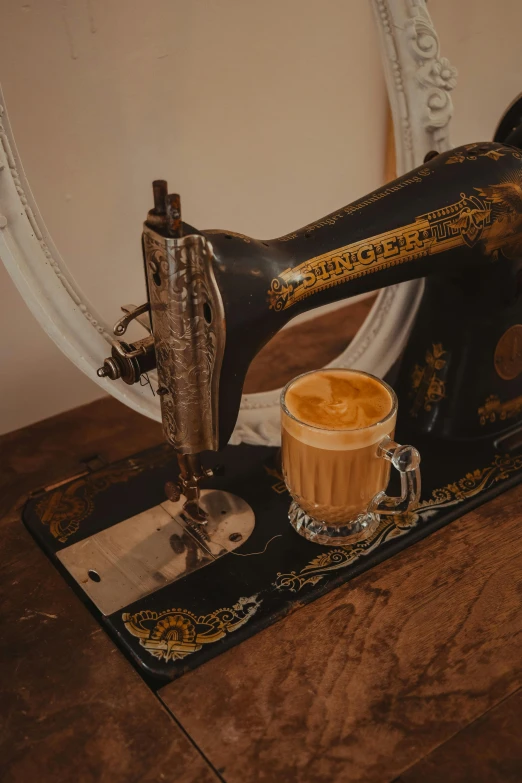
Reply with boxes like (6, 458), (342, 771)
(1, 304), (521, 783)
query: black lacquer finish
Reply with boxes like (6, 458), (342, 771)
(204, 142), (522, 446)
(23, 430), (522, 685)
(21, 107), (522, 685)
(395, 263), (522, 440)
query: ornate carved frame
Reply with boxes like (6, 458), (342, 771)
(0, 0), (456, 446)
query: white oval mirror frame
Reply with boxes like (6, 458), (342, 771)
(0, 0), (456, 446)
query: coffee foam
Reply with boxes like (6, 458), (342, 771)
(282, 370), (395, 450)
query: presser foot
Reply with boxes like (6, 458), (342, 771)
(164, 453), (215, 525)
(164, 481), (209, 525)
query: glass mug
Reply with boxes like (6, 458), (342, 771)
(280, 368), (421, 545)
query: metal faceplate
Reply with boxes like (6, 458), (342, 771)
(142, 228), (225, 453)
(57, 490), (255, 616)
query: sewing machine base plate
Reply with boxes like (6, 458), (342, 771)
(23, 434), (522, 685)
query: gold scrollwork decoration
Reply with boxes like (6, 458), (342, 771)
(268, 167), (522, 310)
(478, 393), (522, 426)
(122, 594), (262, 663)
(267, 188), (494, 311)
(410, 342), (447, 416)
(274, 515), (417, 593)
(35, 445), (173, 543)
(274, 454), (522, 593)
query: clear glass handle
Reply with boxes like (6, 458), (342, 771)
(369, 436), (421, 516)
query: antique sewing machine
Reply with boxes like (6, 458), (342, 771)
(24, 110), (522, 682)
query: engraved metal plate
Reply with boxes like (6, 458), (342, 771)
(142, 228), (225, 453)
(57, 490), (255, 615)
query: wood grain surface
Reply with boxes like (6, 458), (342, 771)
(2, 305), (521, 783)
(0, 398), (219, 783)
(396, 688), (522, 783)
(0, 396), (163, 516)
(160, 484), (522, 783)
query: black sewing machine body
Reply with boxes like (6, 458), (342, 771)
(97, 138), (522, 456)
(24, 115), (522, 684)
(204, 143), (522, 448)
(396, 264), (522, 443)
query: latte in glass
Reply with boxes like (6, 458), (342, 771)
(281, 369), (420, 545)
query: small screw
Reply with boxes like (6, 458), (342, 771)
(165, 480), (181, 501)
(229, 532), (242, 542)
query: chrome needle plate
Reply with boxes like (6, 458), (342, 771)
(57, 490), (255, 615)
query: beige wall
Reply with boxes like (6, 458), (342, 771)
(0, 0), (520, 434)
(0, 0), (387, 435)
(430, 0), (522, 145)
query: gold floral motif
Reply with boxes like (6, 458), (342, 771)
(35, 445), (173, 543)
(274, 454), (522, 592)
(446, 143), (522, 164)
(445, 150), (468, 165)
(122, 594), (261, 663)
(481, 149), (509, 161)
(410, 343), (447, 417)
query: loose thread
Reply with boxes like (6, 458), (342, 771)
(230, 534), (283, 557)
(140, 373), (156, 396)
